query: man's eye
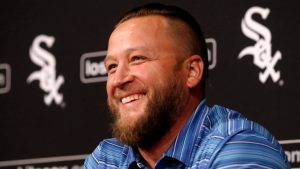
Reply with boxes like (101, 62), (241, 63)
(107, 64), (117, 72)
(131, 55), (145, 62)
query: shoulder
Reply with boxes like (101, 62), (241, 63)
(203, 105), (290, 168)
(209, 129), (290, 168)
(205, 104), (276, 139)
(84, 138), (130, 169)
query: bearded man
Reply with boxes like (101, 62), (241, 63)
(84, 3), (290, 169)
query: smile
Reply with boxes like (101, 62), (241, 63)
(121, 94), (145, 104)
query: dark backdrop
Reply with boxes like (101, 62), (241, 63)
(0, 0), (299, 168)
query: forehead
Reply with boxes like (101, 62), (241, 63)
(107, 15), (182, 57)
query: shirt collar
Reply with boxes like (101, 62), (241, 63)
(127, 100), (209, 168)
(163, 100), (208, 167)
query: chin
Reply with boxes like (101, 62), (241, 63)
(120, 109), (143, 122)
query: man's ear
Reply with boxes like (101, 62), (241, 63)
(186, 55), (204, 88)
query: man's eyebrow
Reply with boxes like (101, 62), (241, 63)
(122, 47), (149, 54)
(104, 55), (114, 65)
(127, 47), (148, 52)
(104, 47), (149, 64)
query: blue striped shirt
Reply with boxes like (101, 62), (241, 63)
(84, 100), (290, 169)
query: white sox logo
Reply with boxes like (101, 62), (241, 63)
(239, 6), (283, 85)
(27, 34), (65, 106)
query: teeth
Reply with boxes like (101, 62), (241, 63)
(121, 94), (144, 104)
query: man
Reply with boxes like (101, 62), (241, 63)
(84, 3), (290, 169)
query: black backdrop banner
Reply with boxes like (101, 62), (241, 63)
(0, 0), (299, 168)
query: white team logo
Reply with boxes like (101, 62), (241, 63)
(239, 6), (283, 85)
(27, 34), (65, 106)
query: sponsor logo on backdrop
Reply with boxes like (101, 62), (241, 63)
(80, 50), (107, 84)
(0, 63), (11, 94)
(80, 38), (217, 84)
(279, 139), (300, 167)
(27, 34), (65, 107)
(239, 6), (283, 85)
(17, 165), (82, 169)
(0, 154), (86, 169)
(206, 38), (217, 70)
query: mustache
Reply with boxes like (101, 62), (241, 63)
(113, 83), (147, 98)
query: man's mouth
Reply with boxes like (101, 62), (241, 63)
(121, 94), (145, 104)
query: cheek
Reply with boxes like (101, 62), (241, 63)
(106, 79), (114, 97)
(134, 70), (161, 91)
(136, 63), (170, 83)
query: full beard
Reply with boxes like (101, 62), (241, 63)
(108, 75), (187, 149)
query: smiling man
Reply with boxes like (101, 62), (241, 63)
(84, 3), (290, 169)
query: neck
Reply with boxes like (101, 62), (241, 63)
(138, 95), (201, 169)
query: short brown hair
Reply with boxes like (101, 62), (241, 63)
(116, 3), (208, 89)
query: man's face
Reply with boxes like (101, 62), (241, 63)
(105, 16), (188, 147)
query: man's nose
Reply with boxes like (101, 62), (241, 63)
(111, 64), (133, 88)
